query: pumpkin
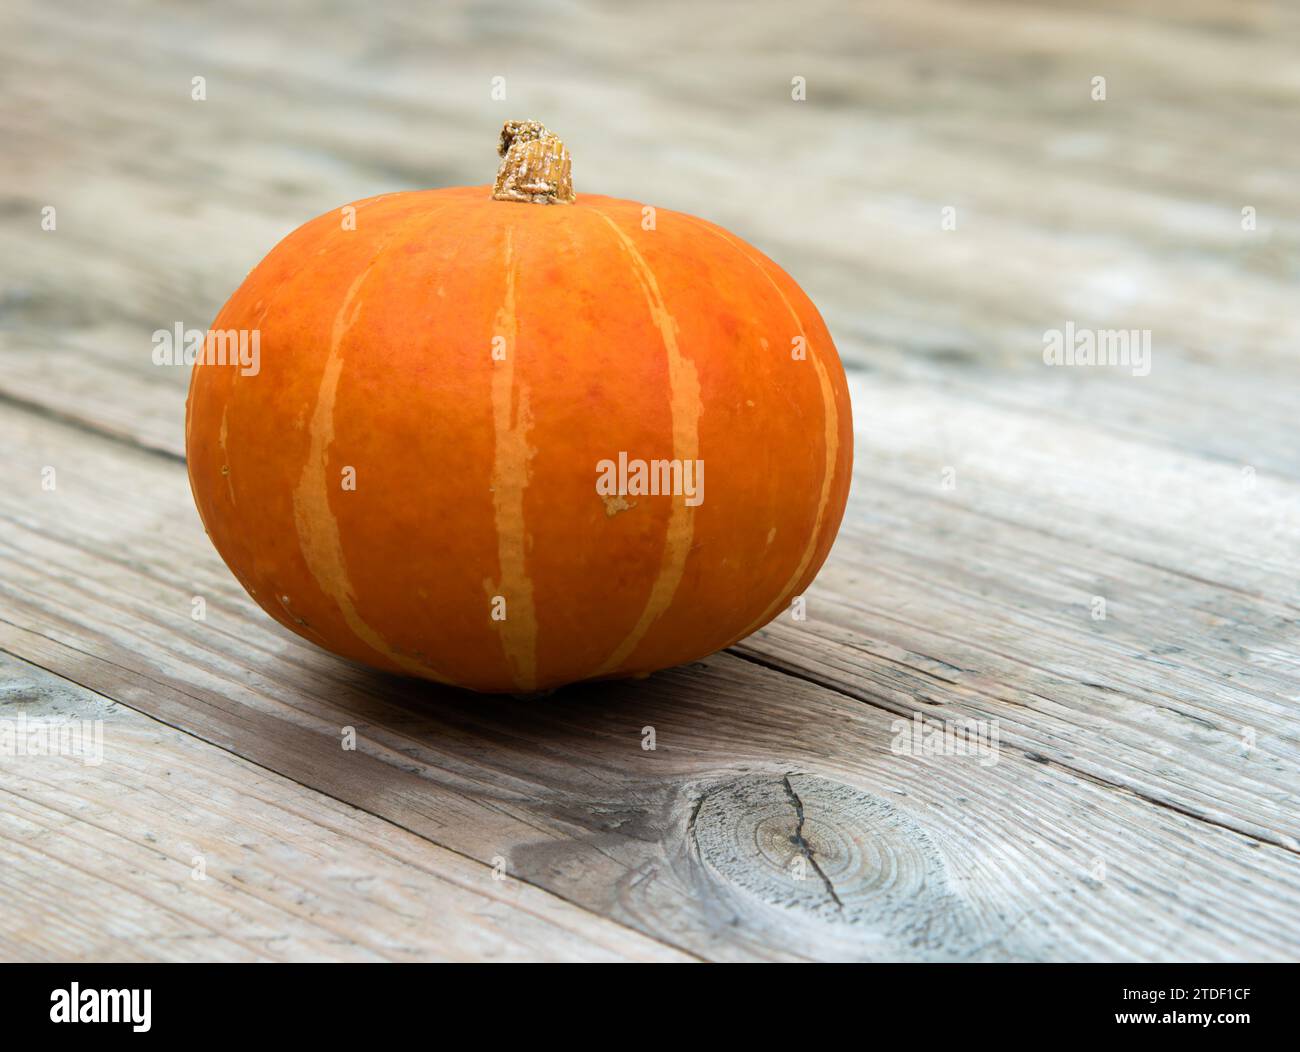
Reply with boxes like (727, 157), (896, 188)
(186, 122), (852, 693)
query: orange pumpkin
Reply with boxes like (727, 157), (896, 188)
(186, 122), (852, 692)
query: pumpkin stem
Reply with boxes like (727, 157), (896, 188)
(492, 121), (575, 204)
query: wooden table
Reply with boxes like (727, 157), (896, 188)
(2, 0), (1297, 961)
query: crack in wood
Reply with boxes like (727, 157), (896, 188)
(781, 773), (843, 910)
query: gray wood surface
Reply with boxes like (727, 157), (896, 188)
(1, 0), (1297, 961)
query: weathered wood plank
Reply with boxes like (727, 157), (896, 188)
(0, 651), (691, 962)
(1, 404), (1297, 960)
(738, 375), (1300, 848)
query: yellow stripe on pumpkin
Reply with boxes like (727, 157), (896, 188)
(591, 210), (702, 675)
(486, 226), (540, 690)
(293, 265), (454, 684)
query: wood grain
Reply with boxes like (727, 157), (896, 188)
(0, 652), (690, 962)
(1, 0), (1298, 960)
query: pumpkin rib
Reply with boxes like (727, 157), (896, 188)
(733, 236), (854, 612)
(189, 204), (373, 644)
(321, 193), (517, 689)
(679, 213), (846, 644)
(587, 207), (703, 678)
(292, 203), (463, 684)
(507, 199), (678, 689)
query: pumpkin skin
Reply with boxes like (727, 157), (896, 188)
(186, 174), (852, 693)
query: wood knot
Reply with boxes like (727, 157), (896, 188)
(688, 773), (985, 954)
